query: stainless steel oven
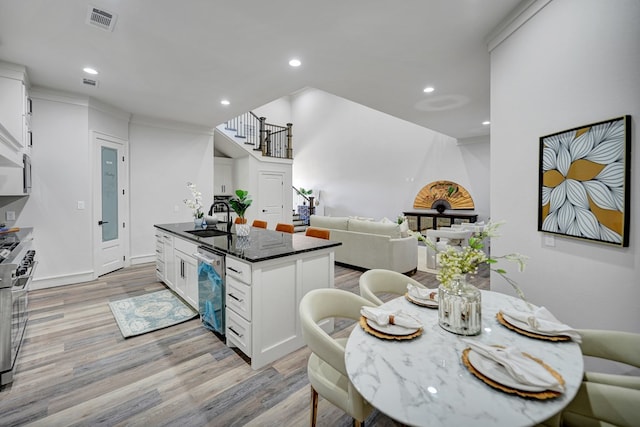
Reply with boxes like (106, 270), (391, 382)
(0, 229), (36, 386)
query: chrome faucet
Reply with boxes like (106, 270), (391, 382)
(208, 201), (232, 234)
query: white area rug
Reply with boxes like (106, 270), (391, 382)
(109, 289), (198, 338)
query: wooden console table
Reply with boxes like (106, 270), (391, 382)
(403, 210), (478, 232)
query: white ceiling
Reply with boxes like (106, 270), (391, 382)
(0, 0), (525, 140)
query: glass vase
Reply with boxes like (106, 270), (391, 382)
(438, 275), (482, 335)
(194, 217), (204, 227)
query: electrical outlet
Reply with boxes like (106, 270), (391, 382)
(544, 235), (555, 247)
(77, 201), (85, 210)
(5, 211), (15, 221)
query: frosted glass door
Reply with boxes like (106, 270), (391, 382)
(101, 146), (118, 242)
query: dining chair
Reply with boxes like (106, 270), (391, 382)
(275, 223), (295, 234)
(299, 288), (375, 427)
(305, 227), (330, 240)
(252, 219), (267, 229)
(359, 268), (427, 306)
(543, 329), (640, 427)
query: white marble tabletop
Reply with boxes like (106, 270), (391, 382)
(344, 291), (584, 427)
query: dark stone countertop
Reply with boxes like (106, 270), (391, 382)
(154, 222), (341, 263)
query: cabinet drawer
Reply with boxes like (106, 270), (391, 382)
(226, 257), (251, 284)
(226, 276), (252, 321)
(226, 309), (251, 356)
(156, 240), (164, 257)
(174, 237), (197, 256)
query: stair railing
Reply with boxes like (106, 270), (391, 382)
(225, 112), (293, 159)
(292, 186), (315, 225)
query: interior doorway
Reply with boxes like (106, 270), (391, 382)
(258, 171), (284, 227)
(92, 131), (129, 277)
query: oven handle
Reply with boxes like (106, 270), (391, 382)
(13, 261), (38, 292)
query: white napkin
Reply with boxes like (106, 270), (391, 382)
(463, 339), (565, 392)
(406, 283), (438, 302)
(361, 306), (422, 329)
(502, 307), (582, 343)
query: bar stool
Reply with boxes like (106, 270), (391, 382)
(275, 223), (295, 234)
(252, 219), (268, 229)
(305, 227), (330, 240)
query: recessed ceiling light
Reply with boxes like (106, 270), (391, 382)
(482, 121), (491, 126)
(83, 67), (99, 75)
(423, 86), (435, 93)
(289, 59), (301, 67)
(220, 99), (230, 106)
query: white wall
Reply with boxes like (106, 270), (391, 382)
(129, 117), (213, 263)
(14, 92), (92, 284)
(490, 0), (639, 355)
(253, 96), (292, 126)
(291, 88), (490, 222)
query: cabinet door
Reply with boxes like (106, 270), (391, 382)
(174, 252), (187, 298)
(162, 233), (175, 288)
(214, 158), (233, 195)
(182, 254), (198, 309)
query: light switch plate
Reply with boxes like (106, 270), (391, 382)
(77, 201), (85, 210)
(5, 211), (15, 221)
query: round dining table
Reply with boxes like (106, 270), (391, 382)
(344, 290), (584, 427)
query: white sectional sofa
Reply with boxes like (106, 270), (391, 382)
(309, 215), (418, 274)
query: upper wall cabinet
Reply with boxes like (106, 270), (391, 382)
(0, 62), (31, 167)
(214, 157), (234, 195)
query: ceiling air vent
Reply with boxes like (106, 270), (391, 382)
(86, 6), (118, 32)
(83, 78), (99, 87)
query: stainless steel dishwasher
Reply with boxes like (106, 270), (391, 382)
(194, 246), (225, 336)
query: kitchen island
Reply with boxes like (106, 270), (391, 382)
(154, 222), (341, 369)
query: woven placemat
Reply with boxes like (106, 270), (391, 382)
(404, 292), (438, 309)
(359, 316), (422, 340)
(496, 312), (571, 342)
(461, 348), (564, 400)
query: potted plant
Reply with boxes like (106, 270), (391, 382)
(229, 189), (252, 235)
(183, 182), (204, 226)
(299, 187), (313, 204)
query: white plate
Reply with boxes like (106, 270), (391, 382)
(365, 318), (420, 336)
(500, 312), (565, 337)
(406, 293), (438, 308)
(467, 350), (548, 392)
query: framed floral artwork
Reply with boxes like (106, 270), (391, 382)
(538, 116), (631, 247)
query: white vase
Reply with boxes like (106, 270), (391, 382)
(438, 275), (482, 335)
(236, 223), (250, 237)
(194, 217), (204, 227)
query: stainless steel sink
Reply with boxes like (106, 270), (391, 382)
(185, 229), (230, 238)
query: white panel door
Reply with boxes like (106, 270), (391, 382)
(93, 132), (129, 277)
(258, 171), (284, 227)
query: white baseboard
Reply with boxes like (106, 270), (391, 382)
(131, 254), (155, 265)
(31, 270), (95, 290)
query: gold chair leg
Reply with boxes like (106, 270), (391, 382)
(353, 419), (364, 427)
(310, 385), (319, 427)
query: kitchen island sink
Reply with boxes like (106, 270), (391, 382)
(184, 228), (230, 238)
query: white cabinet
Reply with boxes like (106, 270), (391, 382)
(157, 232), (175, 289)
(0, 62), (30, 167)
(174, 237), (198, 309)
(225, 249), (335, 370)
(214, 157), (234, 195)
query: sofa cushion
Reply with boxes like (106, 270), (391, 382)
(348, 218), (401, 238)
(310, 215), (349, 231)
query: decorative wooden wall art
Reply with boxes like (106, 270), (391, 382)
(413, 181), (475, 212)
(538, 115), (631, 247)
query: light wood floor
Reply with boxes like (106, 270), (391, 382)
(0, 263), (488, 426)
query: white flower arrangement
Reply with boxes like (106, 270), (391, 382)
(183, 182), (204, 219)
(411, 221), (529, 300)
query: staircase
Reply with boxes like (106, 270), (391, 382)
(292, 212), (308, 233)
(223, 111), (292, 160)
